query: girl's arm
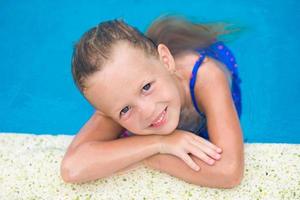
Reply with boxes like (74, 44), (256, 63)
(143, 58), (244, 189)
(60, 111), (162, 183)
(61, 106), (221, 184)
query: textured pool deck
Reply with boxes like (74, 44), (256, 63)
(0, 133), (299, 200)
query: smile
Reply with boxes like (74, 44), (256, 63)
(150, 107), (168, 128)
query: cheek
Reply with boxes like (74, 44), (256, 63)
(163, 82), (180, 100)
(120, 116), (140, 131)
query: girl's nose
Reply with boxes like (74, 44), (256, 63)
(137, 99), (156, 120)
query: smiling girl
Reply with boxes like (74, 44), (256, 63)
(61, 16), (244, 188)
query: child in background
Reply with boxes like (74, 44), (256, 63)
(61, 15), (244, 188)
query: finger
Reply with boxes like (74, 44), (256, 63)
(181, 153), (200, 171)
(188, 141), (217, 165)
(189, 139), (221, 161)
(190, 133), (222, 153)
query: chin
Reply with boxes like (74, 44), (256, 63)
(165, 121), (179, 134)
(154, 115), (179, 135)
(133, 121), (177, 136)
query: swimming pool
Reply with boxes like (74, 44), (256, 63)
(0, 0), (299, 143)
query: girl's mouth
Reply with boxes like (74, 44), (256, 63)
(150, 106), (168, 128)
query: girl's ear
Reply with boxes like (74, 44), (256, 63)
(157, 44), (176, 73)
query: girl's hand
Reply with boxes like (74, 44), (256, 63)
(158, 129), (222, 171)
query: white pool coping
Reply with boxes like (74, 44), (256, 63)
(0, 133), (299, 199)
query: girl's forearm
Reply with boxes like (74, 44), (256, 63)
(112, 130), (237, 188)
(144, 127), (244, 190)
(62, 134), (162, 183)
(143, 153), (235, 188)
(110, 141), (237, 189)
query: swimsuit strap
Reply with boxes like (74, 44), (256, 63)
(189, 52), (206, 118)
(190, 40), (239, 117)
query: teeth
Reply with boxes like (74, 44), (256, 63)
(152, 110), (166, 125)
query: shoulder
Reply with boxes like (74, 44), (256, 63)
(197, 56), (231, 88)
(194, 56), (233, 114)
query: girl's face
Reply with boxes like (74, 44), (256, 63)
(84, 41), (186, 135)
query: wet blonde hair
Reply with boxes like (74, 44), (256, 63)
(71, 19), (158, 96)
(146, 15), (230, 57)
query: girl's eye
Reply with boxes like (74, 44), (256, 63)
(142, 83), (151, 91)
(120, 106), (130, 116)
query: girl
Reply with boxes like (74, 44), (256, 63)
(61, 16), (244, 188)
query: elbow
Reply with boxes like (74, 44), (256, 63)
(61, 170), (73, 183)
(225, 170), (244, 189)
(60, 145), (90, 184)
(60, 162), (74, 183)
(223, 162), (245, 189)
(61, 169), (74, 184)
(60, 159), (80, 184)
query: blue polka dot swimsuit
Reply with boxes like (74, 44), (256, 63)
(189, 40), (242, 140)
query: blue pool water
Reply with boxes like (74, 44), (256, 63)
(0, 0), (299, 143)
